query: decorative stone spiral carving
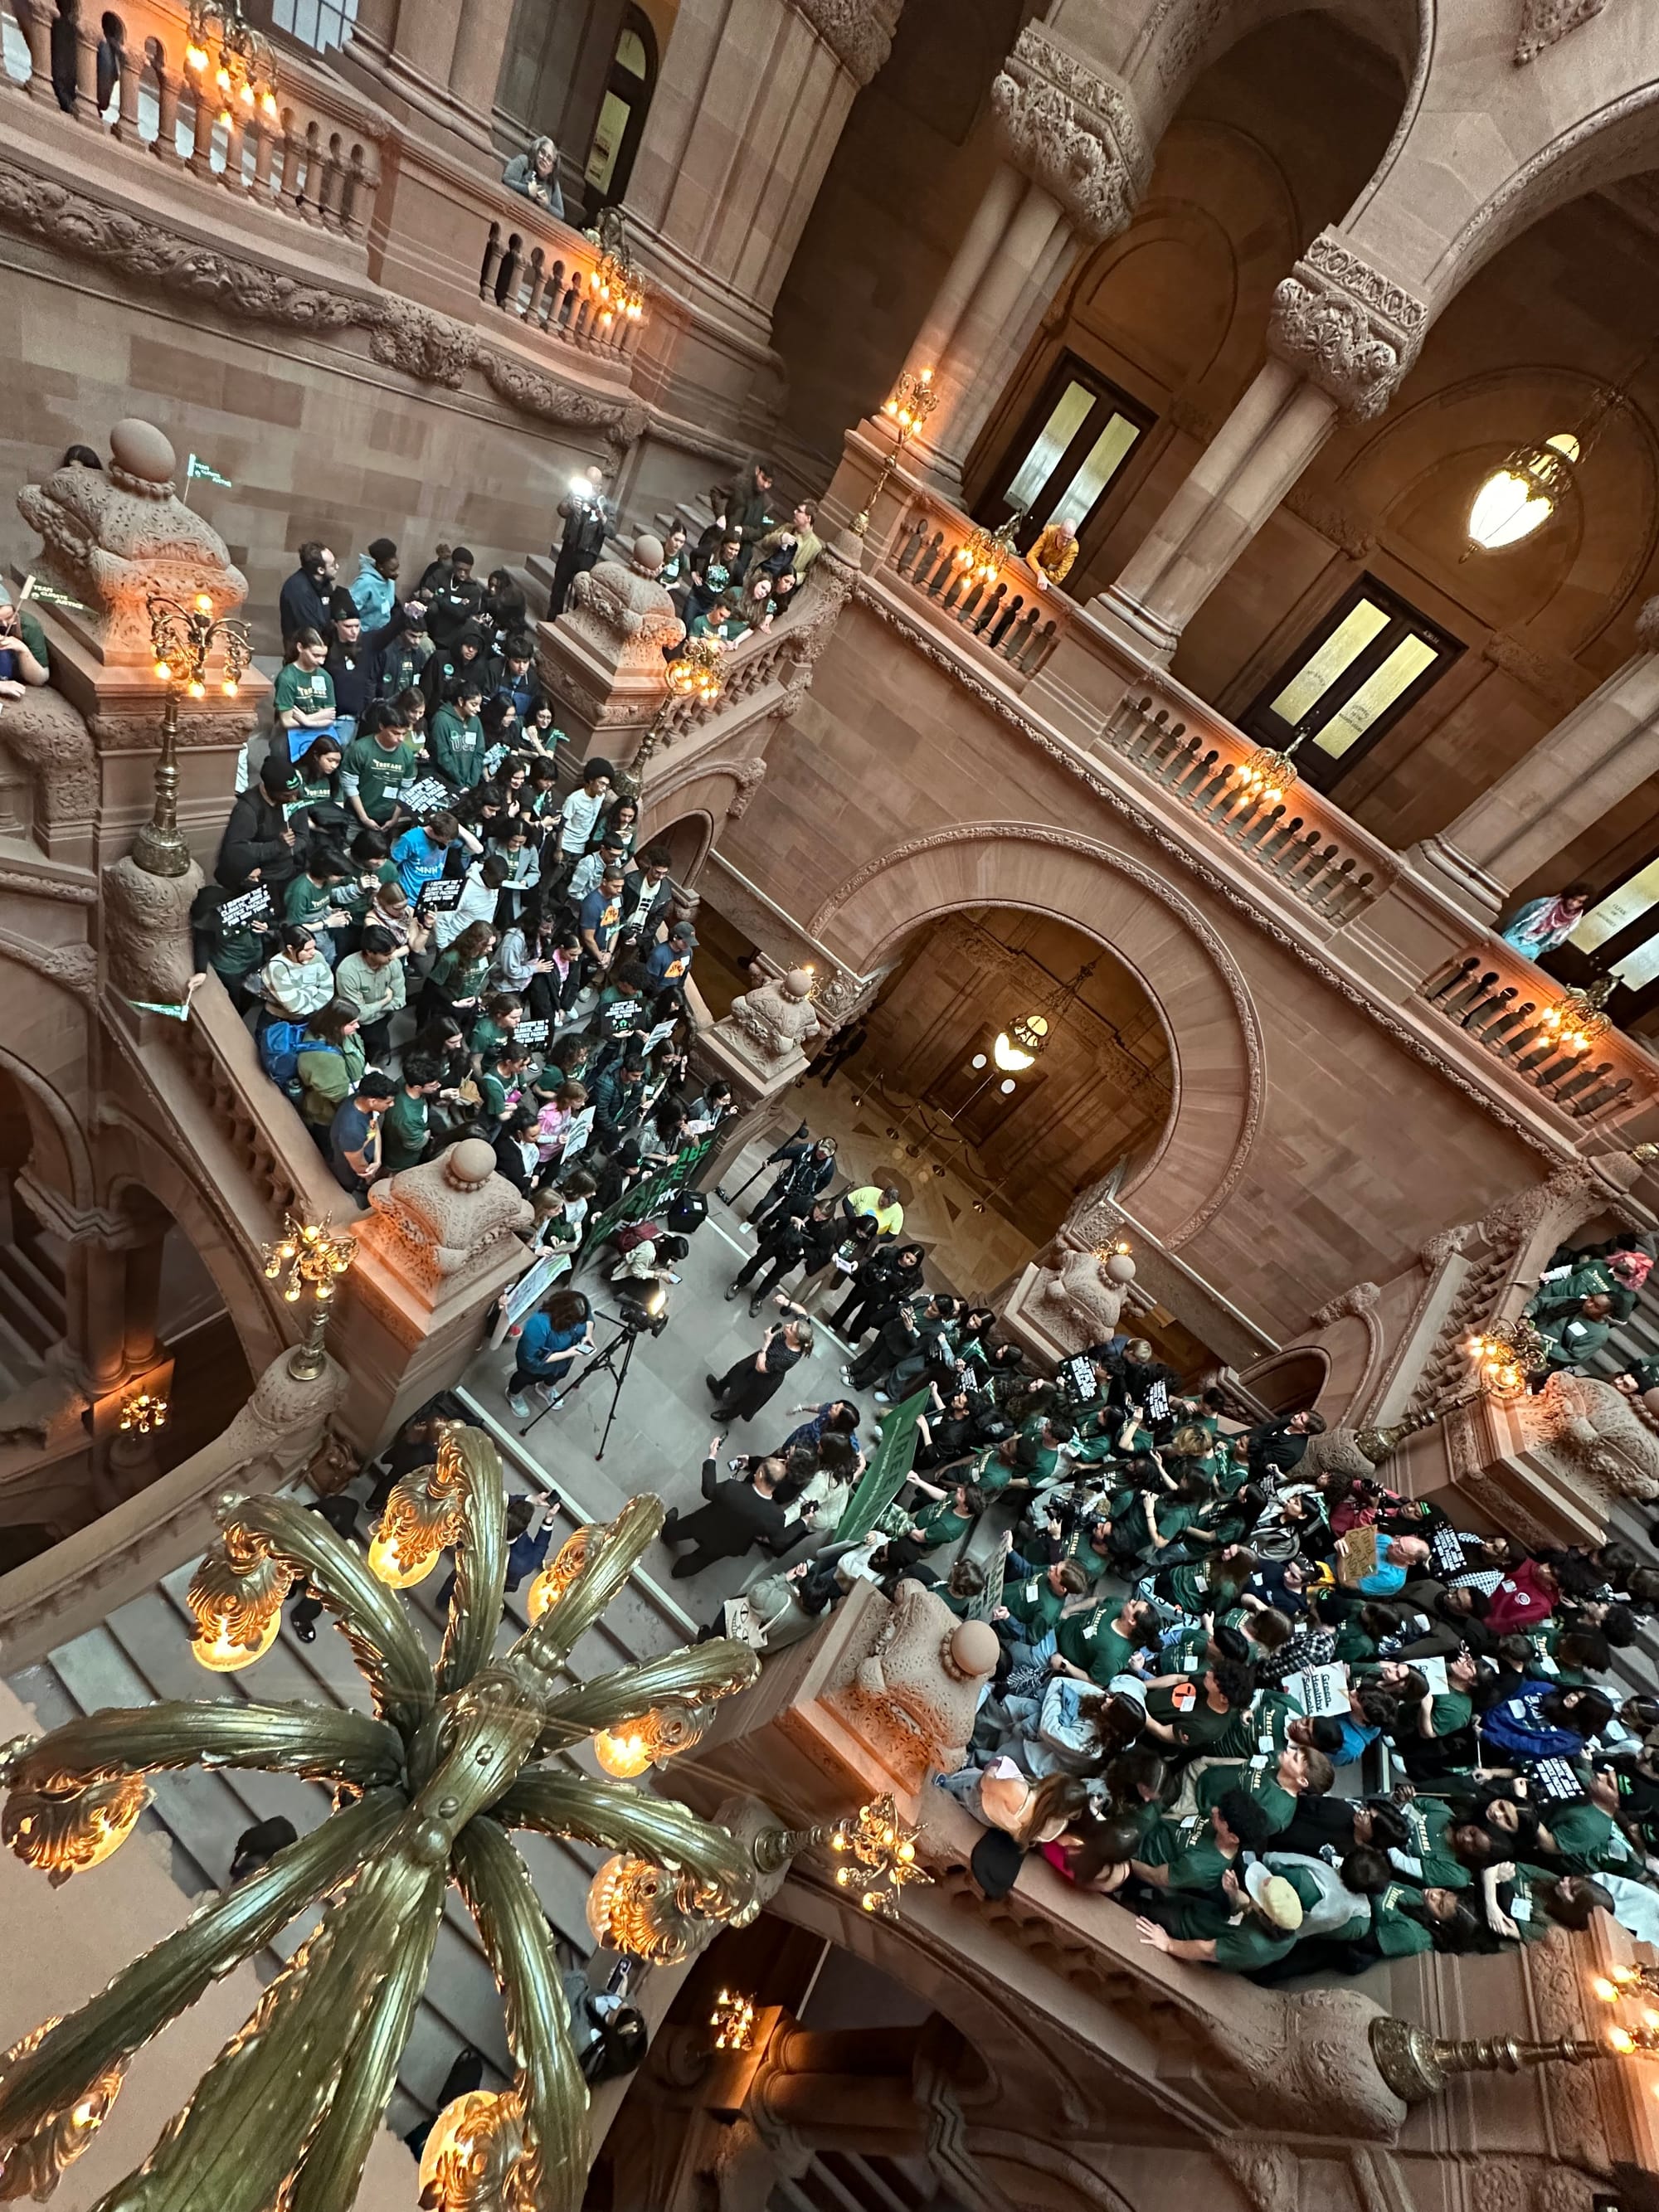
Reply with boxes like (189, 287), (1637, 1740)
(1520, 1370), (1659, 1504)
(1267, 231), (1430, 420)
(788, 0), (903, 84)
(1515, 0), (1608, 66)
(990, 24), (1147, 246)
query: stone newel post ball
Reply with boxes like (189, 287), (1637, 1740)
(449, 1137), (499, 1189)
(785, 968), (815, 998)
(949, 1620), (1000, 1682)
(109, 417), (178, 487)
(1105, 1252), (1136, 1285)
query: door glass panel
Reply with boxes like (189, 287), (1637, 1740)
(1571, 857), (1659, 955)
(1312, 633), (1439, 760)
(1612, 933), (1659, 992)
(615, 29), (648, 75)
(1267, 599), (1391, 726)
(586, 91), (632, 189)
(1006, 382), (1094, 512)
(1048, 414), (1140, 530)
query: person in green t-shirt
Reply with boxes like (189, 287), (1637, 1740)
(342, 716), (421, 829)
(1133, 1790), (1273, 1902)
(996, 1558), (1091, 1654)
(381, 1061), (442, 1174)
(1138, 1855), (1316, 1968)
(283, 847), (352, 958)
(908, 1480), (988, 1550)
(0, 594), (50, 691)
(1053, 1597), (1160, 1688)
(1140, 1661), (1257, 1753)
(294, 1004), (367, 1131)
(478, 1043), (534, 1129)
(1194, 1746), (1307, 1837)
(274, 630), (337, 762)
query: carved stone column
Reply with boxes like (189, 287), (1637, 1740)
(334, 1139), (534, 1450)
(1096, 231), (1428, 664)
(1410, 596), (1659, 918)
(624, 0), (905, 377)
(900, 23), (1148, 489)
(338, 0), (514, 162)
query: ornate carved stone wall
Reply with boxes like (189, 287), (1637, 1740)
(990, 24), (1149, 246)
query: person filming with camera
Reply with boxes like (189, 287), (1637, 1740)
(504, 1289), (595, 1417)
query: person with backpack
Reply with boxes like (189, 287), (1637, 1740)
(294, 999), (367, 1142)
(257, 925), (333, 1086)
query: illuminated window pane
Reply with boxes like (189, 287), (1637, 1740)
(586, 91), (632, 190)
(1006, 383), (1094, 512)
(1612, 933), (1659, 992)
(615, 29), (648, 75)
(1311, 634), (1438, 759)
(1048, 415), (1140, 531)
(1268, 599), (1391, 727)
(1572, 856), (1659, 955)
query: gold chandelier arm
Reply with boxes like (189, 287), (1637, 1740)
(509, 1495), (664, 1686)
(281, 1874), (448, 2212)
(0, 1791), (404, 2184)
(87, 1849), (446, 2212)
(435, 1428), (508, 1699)
(450, 1816), (589, 2212)
(533, 1639), (758, 1750)
(1, 1703), (406, 1794)
(227, 1495), (435, 1738)
(494, 1772), (757, 1909)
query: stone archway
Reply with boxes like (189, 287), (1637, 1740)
(808, 824), (1263, 1248)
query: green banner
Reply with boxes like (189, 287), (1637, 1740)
(579, 1135), (715, 1257)
(833, 1385), (931, 1544)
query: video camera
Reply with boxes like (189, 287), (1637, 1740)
(613, 1286), (670, 1338)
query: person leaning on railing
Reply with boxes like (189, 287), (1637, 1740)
(503, 137), (566, 221)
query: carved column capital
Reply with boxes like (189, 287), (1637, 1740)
(990, 24), (1149, 246)
(786, 0), (903, 84)
(1515, 0), (1608, 66)
(1635, 595), (1659, 654)
(1267, 231), (1429, 420)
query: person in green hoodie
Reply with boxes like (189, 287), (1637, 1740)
(294, 999), (367, 1137)
(428, 676), (487, 790)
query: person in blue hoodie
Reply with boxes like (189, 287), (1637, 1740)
(348, 537), (400, 629)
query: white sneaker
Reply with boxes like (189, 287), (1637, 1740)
(839, 1367), (853, 1384)
(533, 1381), (559, 1407)
(506, 1393), (531, 1418)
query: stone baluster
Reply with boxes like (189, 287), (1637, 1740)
(341, 146), (372, 240)
(1092, 231), (1429, 665)
(10, 0), (54, 100)
(113, 39), (143, 139)
(153, 56), (182, 162)
(220, 106), (246, 193)
(1410, 597), (1659, 919)
(71, 9), (101, 122)
(297, 124), (324, 221)
(251, 113), (277, 199)
(187, 81), (216, 177)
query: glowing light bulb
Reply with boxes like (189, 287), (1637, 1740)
(187, 679), (206, 699)
(1609, 2025), (1636, 2054)
(191, 1612), (280, 1673)
(261, 90), (278, 116)
(240, 81), (254, 105)
(154, 659), (173, 683)
(186, 41), (208, 70)
(222, 678), (238, 697)
(593, 1727), (653, 1778)
(992, 1031), (1034, 1073)
(195, 593), (213, 613)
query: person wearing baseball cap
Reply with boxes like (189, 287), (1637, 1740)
(1136, 1856), (1317, 1969)
(216, 749), (304, 893)
(647, 921), (697, 988)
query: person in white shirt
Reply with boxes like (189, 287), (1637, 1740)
(550, 758), (615, 892)
(431, 855), (510, 949)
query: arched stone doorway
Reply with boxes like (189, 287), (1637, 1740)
(810, 823), (1262, 1253)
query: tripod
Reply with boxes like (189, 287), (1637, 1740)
(518, 1315), (651, 1463)
(715, 1120), (810, 1208)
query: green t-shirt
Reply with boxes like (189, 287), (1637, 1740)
(274, 662), (334, 722)
(342, 732), (418, 822)
(1054, 1606), (1135, 1682)
(1543, 1801), (1633, 1874)
(430, 706), (484, 789)
(1428, 1691), (1474, 1739)
(284, 873), (335, 926)
(381, 1088), (431, 1174)
(1137, 1813), (1233, 1896)
(1371, 1881), (1433, 1957)
(1001, 1572), (1066, 1636)
(1145, 1681), (1234, 1750)
(1204, 1864), (1323, 1969)
(1396, 1796), (1469, 1889)
(913, 1495), (975, 1547)
(1194, 1757), (1298, 1836)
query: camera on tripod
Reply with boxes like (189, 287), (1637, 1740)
(614, 1285), (670, 1338)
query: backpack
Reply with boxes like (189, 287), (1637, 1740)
(258, 1018), (311, 1092)
(613, 1218), (663, 1257)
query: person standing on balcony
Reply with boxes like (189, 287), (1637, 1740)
(349, 539), (401, 630)
(1500, 884), (1593, 960)
(0, 590), (51, 698)
(708, 461), (778, 579)
(551, 470), (611, 615)
(756, 502), (823, 581)
(280, 543), (337, 648)
(503, 138), (566, 221)
(1028, 517), (1079, 592)
(342, 705), (419, 834)
(325, 591), (405, 742)
(216, 752), (302, 896)
(426, 549), (488, 652)
(274, 630), (338, 763)
(328, 1070), (396, 1202)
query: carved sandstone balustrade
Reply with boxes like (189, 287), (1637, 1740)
(1421, 950), (1645, 1128)
(1102, 688), (1391, 926)
(3, 0), (382, 243)
(478, 201), (640, 367)
(888, 505), (1065, 680)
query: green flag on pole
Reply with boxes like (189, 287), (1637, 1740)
(833, 1385), (930, 1544)
(186, 452), (234, 488)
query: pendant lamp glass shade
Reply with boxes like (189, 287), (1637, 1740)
(1468, 432), (1579, 552)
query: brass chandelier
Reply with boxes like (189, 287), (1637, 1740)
(0, 1429), (920, 2212)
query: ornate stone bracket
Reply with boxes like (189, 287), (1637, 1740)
(1267, 231), (1430, 421)
(990, 24), (1149, 246)
(1515, 0), (1609, 65)
(787, 0), (904, 85)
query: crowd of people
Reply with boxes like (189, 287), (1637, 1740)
(656, 1199), (1659, 1983)
(198, 517), (786, 1233)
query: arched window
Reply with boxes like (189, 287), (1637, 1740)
(583, 6), (656, 208)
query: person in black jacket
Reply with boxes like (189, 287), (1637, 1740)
(727, 1198), (837, 1316)
(551, 470), (611, 614)
(830, 1240), (924, 1341)
(708, 1307), (815, 1425)
(660, 1436), (791, 1578)
(324, 591), (406, 737)
(1248, 1410), (1327, 1480)
(279, 542), (336, 646)
(216, 752), (303, 893)
(420, 623), (491, 715)
(425, 547), (488, 650)
(752, 1135), (838, 1232)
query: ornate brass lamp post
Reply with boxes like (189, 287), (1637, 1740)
(1350, 1313), (1549, 1463)
(134, 589), (251, 879)
(1370, 2016), (1608, 2103)
(854, 367), (938, 536)
(0, 1432), (910, 2212)
(260, 1213), (356, 1382)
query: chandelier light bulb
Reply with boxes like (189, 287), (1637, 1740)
(992, 1031), (1034, 1072)
(593, 1727), (654, 1779)
(1467, 432), (1579, 552)
(191, 1612), (280, 1673)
